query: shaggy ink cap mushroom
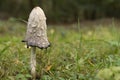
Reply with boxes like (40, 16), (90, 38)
(22, 6), (50, 49)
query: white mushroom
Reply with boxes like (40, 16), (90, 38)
(22, 6), (50, 80)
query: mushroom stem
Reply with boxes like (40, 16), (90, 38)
(31, 47), (36, 80)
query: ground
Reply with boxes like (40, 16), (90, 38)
(0, 18), (120, 80)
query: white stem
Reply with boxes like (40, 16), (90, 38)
(31, 47), (36, 80)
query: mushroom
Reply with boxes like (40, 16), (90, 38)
(22, 6), (50, 80)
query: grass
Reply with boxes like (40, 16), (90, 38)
(0, 19), (120, 80)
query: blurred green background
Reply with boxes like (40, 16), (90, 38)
(0, 0), (120, 23)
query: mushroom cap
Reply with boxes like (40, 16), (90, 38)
(23, 7), (50, 49)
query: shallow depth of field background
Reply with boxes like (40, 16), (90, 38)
(1, 0), (120, 80)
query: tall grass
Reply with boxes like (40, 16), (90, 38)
(0, 19), (120, 80)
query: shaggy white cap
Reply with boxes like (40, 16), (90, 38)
(23, 6), (50, 49)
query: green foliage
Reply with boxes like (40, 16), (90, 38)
(96, 67), (120, 80)
(1, 20), (120, 80)
(15, 74), (31, 80)
(1, 0), (120, 22)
